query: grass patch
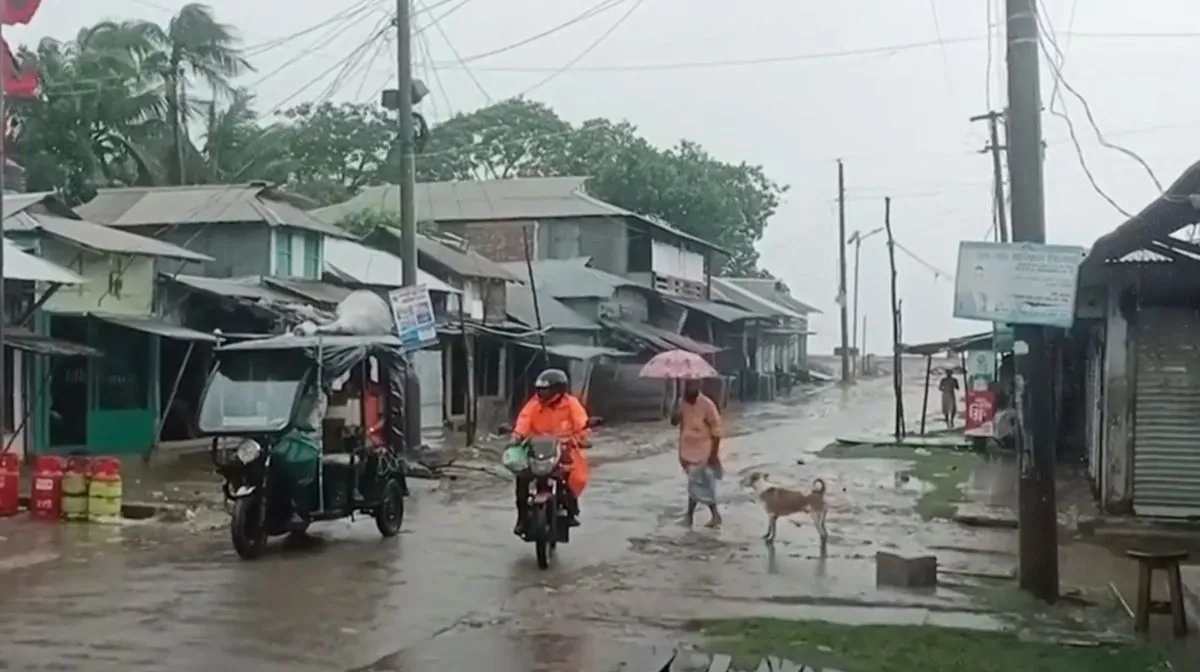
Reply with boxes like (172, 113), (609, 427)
(818, 443), (982, 520)
(695, 618), (1170, 672)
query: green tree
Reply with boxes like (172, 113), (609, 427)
(273, 101), (397, 205)
(413, 98), (573, 182)
(416, 98), (786, 274)
(11, 24), (168, 202)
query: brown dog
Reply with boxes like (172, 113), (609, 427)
(741, 471), (828, 546)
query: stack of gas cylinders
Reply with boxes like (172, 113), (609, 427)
(0, 453), (123, 522)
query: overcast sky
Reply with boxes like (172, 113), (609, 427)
(12, 0), (1200, 353)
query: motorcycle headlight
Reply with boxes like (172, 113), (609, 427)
(235, 439), (262, 464)
(529, 457), (556, 477)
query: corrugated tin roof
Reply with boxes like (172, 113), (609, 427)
(6, 326), (100, 357)
(77, 184), (352, 238)
(512, 341), (632, 361)
(310, 177), (725, 253)
(92, 314), (220, 342)
(665, 296), (762, 323)
(501, 257), (638, 300)
(262, 278), (354, 306)
(167, 274), (303, 303)
(1107, 248), (1175, 264)
(710, 277), (804, 319)
(604, 319), (722, 355)
(15, 212), (213, 262)
(323, 237), (458, 292)
(364, 229), (514, 280)
(722, 277), (821, 314)
(3, 239), (83, 283)
(505, 282), (601, 331)
(1, 191), (60, 217)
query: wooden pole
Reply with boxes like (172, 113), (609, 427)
(920, 354), (932, 436)
(884, 197), (904, 440)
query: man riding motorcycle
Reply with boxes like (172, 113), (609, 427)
(511, 368), (591, 535)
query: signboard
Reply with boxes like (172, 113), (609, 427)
(965, 389), (996, 435)
(965, 350), (995, 393)
(953, 242), (1085, 328)
(388, 285), (438, 349)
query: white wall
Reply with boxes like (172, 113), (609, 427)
(447, 279), (485, 320)
(651, 241), (705, 283)
(41, 239), (156, 317)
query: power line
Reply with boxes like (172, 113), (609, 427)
(927, 0), (955, 94)
(418, 0), (492, 103)
(421, 31), (1200, 72)
(1036, 8), (1163, 194)
(517, 0), (645, 96)
(440, 0), (626, 66)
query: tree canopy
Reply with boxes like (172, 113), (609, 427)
(10, 6), (785, 274)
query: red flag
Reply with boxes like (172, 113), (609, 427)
(2, 0), (41, 25)
(2, 39), (37, 98)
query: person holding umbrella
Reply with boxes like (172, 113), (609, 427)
(640, 350), (723, 528)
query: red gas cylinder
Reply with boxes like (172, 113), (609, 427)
(30, 455), (65, 521)
(0, 453), (20, 517)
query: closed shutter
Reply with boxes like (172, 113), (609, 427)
(1133, 308), (1200, 517)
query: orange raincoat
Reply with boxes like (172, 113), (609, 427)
(513, 394), (591, 497)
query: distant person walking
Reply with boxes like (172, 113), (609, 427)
(938, 370), (960, 427)
(673, 379), (723, 528)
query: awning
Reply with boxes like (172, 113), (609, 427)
(3, 239), (84, 284)
(93, 315), (220, 342)
(665, 296), (765, 323)
(604, 319), (722, 355)
(513, 341), (633, 361)
(5, 328), (100, 357)
(899, 331), (993, 356)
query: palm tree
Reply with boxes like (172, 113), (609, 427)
(136, 3), (253, 185)
(200, 88), (294, 184)
(11, 23), (167, 200)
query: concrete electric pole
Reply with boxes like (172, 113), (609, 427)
(1005, 0), (1059, 602)
(837, 160), (851, 383)
(970, 110), (1010, 243)
(387, 0), (423, 452)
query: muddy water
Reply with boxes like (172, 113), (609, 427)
(0, 376), (1013, 671)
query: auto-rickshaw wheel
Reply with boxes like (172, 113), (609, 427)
(232, 496), (268, 560)
(375, 479), (404, 537)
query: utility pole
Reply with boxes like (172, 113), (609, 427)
(884, 197), (903, 440)
(393, 0), (421, 452)
(0, 16), (8, 445)
(837, 160), (851, 383)
(847, 226), (884, 376)
(970, 110), (1010, 242)
(1006, 0), (1058, 603)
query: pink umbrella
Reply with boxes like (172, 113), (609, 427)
(639, 349), (717, 380)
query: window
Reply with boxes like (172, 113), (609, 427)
(302, 232), (321, 279)
(274, 230), (293, 276)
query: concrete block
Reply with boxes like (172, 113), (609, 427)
(876, 551), (938, 588)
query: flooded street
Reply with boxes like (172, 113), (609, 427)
(0, 378), (1016, 671)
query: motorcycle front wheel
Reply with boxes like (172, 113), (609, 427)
(231, 495), (268, 560)
(533, 506), (556, 570)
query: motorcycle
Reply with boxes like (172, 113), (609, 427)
(503, 417), (601, 570)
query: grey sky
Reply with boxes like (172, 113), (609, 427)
(11, 0), (1200, 353)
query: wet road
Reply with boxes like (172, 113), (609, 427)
(0, 378), (1012, 671)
